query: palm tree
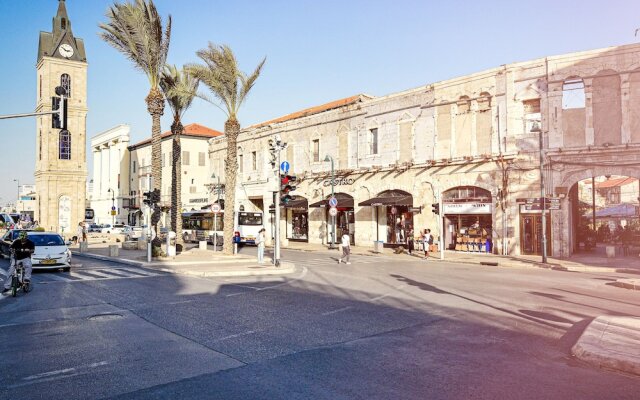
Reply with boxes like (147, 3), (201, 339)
(99, 0), (171, 246)
(187, 43), (265, 255)
(160, 64), (198, 249)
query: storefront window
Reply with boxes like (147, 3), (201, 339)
(291, 211), (308, 240)
(386, 206), (413, 244)
(443, 186), (493, 252)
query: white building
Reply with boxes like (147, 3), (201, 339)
(89, 124), (130, 225)
(16, 184), (37, 217)
(126, 123), (223, 226)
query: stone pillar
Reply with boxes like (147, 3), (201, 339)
(620, 73), (631, 144)
(584, 78), (594, 145)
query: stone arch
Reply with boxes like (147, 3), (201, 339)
(592, 69), (621, 146)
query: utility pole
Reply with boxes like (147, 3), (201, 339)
(269, 136), (287, 267)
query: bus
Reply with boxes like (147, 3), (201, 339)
(181, 210), (263, 245)
(85, 208), (95, 224)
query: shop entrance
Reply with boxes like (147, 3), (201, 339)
(358, 189), (413, 247)
(285, 196), (309, 242)
(309, 192), (355, 245)
(442, 186), (493, 252)
(520, 213), (551, 255)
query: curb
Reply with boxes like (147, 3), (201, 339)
(71, 251), (297, 278)
(607, 279), (640, 291)
(572, 316), (640, 376)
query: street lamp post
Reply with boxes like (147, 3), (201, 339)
(323, 155), (336, 249)
(107, 188), (115, 226)
(531, 124), (548, 264)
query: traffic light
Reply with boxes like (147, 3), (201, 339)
(280, 174), (297, 205)
(143, 191), (152, 206)
(52, 86), (68, 130)
(151, 188), (161, 204)
(431, 203), (440, 215)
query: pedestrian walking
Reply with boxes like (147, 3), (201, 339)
(257, 228), (266, 263)
(76, 222), (84, 244)
(406, 226), (415, 255)
(82, 222), (88, 242)
(423, 229), (432, 260)
(338, 230), (351, 264)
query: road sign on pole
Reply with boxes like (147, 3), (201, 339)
(280, 161), (290, 173)
(211, 203), (221, 213)
(329, 207), (338, 217)
(328, 196), (338, 207)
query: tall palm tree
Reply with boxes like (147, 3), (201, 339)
(99, 0), (171, 246)
(187, 43), (265, 255)
(160, 64), (198, 249)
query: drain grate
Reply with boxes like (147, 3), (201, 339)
(88, 313), (124, 321)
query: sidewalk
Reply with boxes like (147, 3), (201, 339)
(283, 241), (640, 280)
(71, 239), (296, 278)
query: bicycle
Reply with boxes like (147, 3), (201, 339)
(9, 251), (31, 297)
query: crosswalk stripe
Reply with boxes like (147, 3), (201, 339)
(32, 267), (161, 283)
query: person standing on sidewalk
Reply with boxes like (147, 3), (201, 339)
(406, 226), (415, 255)
(423, 229), (432, 260)
(257, 228), (266, 264)
(76, 222), (84, 244)
(338, 230), (351, 264)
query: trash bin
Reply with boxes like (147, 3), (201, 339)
(373, 240), (384, 254)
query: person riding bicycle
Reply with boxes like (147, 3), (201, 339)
(2, 231), (35, 294)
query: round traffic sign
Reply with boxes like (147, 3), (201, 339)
(329, 207), (338, 217)
(211, 203), (221, 213)
(280, 161), (290, 173)
(111, 206), (116, 211)
(328, 196), (338, 207)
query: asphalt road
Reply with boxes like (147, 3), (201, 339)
(0, 248), (639, 400)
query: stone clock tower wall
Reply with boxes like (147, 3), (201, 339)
(35, 0), (88, 234)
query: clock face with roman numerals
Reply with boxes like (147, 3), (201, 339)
(59, 44), (74, 58)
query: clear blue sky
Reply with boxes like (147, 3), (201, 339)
(0, 0), (639, 205)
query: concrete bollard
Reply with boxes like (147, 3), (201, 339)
(109, 244), (119, 257)
(79, 242), (89, 253)
(606, 246), (616, 258)
(138, 239), (147, 251)
(199, 240), (207, 250)
(167, 245), (176, 257)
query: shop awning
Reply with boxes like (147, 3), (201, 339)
(358, 192), (413, 206)
(309, 193), (354, 208)
(284, 196), (308, 210)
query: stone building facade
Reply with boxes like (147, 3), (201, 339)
(209, 43), (640, 257)
(35, 0), (88, 234)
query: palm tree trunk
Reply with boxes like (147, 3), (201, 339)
(147, 88), (164, 248)
(223, 118), (240, 255)
(171, 120), (183, 247)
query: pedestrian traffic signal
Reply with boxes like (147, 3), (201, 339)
(431, 203), (440, 215)
(151, 188), (161, 204)
(280, 174), (297, 205)
(143, 191), (152, 206)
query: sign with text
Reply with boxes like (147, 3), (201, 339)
(323, 177), (355, 187)
(443, 203), (492, 215)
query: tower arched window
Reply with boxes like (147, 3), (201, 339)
(61, 73), (71, 98)
(61, 18), (66, 30)
(59, 130), (71, 160)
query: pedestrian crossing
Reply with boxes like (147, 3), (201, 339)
(296, 255), (395, 267)
(30, 267), (162, 284)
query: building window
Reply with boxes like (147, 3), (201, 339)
(182, 151), (190, 166)
(59, 130), (71, 160)
(369, 128), (378, 155)
(523, 99), (541, 134)
(312, 139), (320, 162)
(39, 76), (42, 100)
(132, 160), (136, 173)
(61, 73), (71, 98)
(562, 78), (585, 109)
(199, 152), (205, 166)
(252, 151), (257, 170)
(239, 154), (244, 173)
(39, 130), (42, 160)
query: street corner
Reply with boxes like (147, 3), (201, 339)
(571, 316), (640, 376)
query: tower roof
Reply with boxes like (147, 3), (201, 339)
(38, 0), (86, 63)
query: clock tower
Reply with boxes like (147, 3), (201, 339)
(35, 0), (88, 234)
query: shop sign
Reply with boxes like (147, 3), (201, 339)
(409, 206), (422, 214)
(189, 198), (209, 203)
(323, 177), (355, 187)
(443, 203), (492, 214)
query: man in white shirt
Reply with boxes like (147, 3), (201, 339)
(338, 230), (351, 265)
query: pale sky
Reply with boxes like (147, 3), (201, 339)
(0, 0), (639, 205)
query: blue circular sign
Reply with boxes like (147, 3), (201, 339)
(111, 206), (116, 211)
(280, 161), (290, 172)
(328, 197), (338, 207)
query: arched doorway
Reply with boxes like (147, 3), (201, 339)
(284, 195), (309, 242)
(310, 192), (355, 245)
(358, 189), (413, 246)
(442, 186), (492, 252)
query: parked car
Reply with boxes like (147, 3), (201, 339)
(0, 213), (16, 229)
(88, 224), (103, 233)
(0, 229), (33, 257)
(123, 225), (143, 240)
(28, 231), (72, 271)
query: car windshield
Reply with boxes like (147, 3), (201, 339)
(11, 230), (28, 241)
(28, 234), (65, 246)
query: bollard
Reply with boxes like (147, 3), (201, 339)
(79, 242), (88, 253)
(108, 244), (119, 257)
(199, 240), (207, 250)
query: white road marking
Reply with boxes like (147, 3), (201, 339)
(321, 306), (353, 316)
(8, 361), (108, 388)
(212, 330), (259, 343)
(369, 284), (406, 302)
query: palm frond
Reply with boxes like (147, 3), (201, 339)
(160, 64), (199, 120)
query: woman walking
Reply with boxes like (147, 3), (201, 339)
(257, 228), (266, 264)
(423, 229), (432, 260)
(338, 230), (351, 265)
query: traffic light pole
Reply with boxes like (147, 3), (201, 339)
(439, 195), (444, 260)
(274, 148), (281, 267)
